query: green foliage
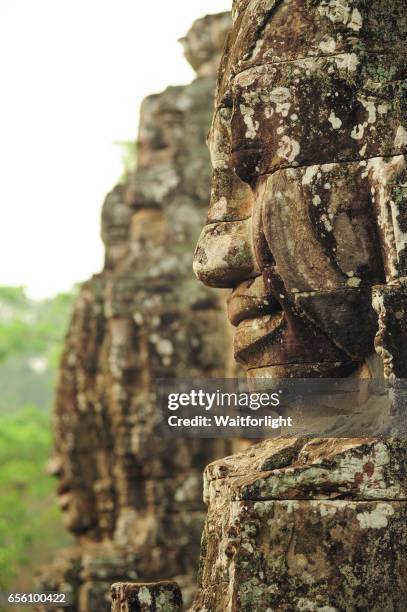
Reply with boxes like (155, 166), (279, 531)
(0, 286), (76, 593)
(0, 286), (76, 368)
(0, 405), (70, 591)
(0, 286), (76, 412)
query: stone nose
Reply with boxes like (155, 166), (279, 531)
(193, 218), (260, 288)
(47, 455), (63, 478)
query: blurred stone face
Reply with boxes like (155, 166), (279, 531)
(51, 12), (234, 551)
(49, 454), (98, 536)
(194, 0), (407, 378)
(59, 485), (97, 535)
(101, 186), (132, 270)
(51, 278), (117, 540)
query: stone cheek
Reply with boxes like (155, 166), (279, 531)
(259, 162), (386, 293)
(192, 498), (407, 611)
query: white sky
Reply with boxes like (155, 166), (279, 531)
(0, 1), (231, 298)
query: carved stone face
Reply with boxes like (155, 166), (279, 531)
(51, 12), (233, 547)
(101, 185), (132, 270)
(49, 454), (98, 536)
(194, 0), (407, 378)
(51, 279), (114, 539)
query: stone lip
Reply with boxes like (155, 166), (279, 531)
(204, 438), (407, 503)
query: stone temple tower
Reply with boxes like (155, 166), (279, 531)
(36, 12), (233, 611)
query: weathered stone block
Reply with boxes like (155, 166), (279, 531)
(373, 284), (407, 379)
(193, 498), (407, 611)
(193, 438), (407, 611)
(231, 55), (407, 181)
(111, 581), (182, 612)
(205, 438), (407, 505)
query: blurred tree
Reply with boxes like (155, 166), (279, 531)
(0, 406), (59, 590)
(0, 286), (76, 592)
(0, 286), (76, 412)
(0, 286), (75, 365)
